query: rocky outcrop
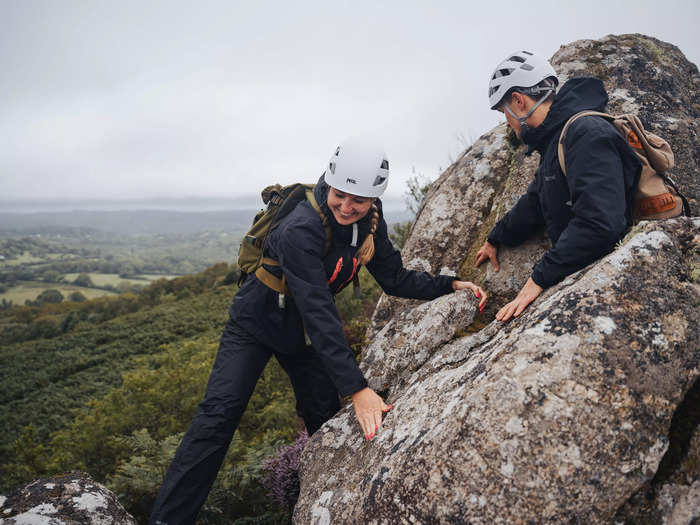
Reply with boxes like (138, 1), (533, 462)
(370, 33), (699, 337)
(0, 472), (136, 525)
(615, 380), (700, 524)
(294, 218), (700, 524)
(295, 34), (700, 525)
(361, 290), (477, 395)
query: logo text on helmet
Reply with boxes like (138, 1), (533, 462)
(346, 178), (357, 184)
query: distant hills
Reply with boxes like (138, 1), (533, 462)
(0, 197), (412, 236)
(0, 209), (256, 236)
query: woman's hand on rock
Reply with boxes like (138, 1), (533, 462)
(452, 280), (488, 312)
(351, 387), (393, 441)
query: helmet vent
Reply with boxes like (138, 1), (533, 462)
(508, 55), (525, 63)
(522, 50), (533, 55)
(493, 68), (514, 79)
(520, 63), (534, 71)
(373, 176), (387, 186)
(329, 162), (336, 174)
(334, 146), (340, 156)
(380, 159), (389, 169)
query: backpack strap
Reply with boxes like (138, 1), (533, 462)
(253, 187), (333, 297)
(557, 110), (614, 176)
(254, 262), (287, 294)
(305, 188), (332, 256)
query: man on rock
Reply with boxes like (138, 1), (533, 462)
(475, 51), (641, 321)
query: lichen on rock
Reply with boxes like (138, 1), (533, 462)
(295, 32), (700, 525)
(295, 218), (699, 524)
(0, 472), (137, 525)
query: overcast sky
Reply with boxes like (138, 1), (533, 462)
(2, 0), (699, 206)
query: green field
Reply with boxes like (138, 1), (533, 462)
(0, 252), (45, 266)
(134, 273), (181, 281)
(0, 281), (117, 304)
(0, 251), (77, 266)
(63, 272), (179, 287)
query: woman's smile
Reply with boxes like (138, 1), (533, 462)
(327, 188), (373, 225)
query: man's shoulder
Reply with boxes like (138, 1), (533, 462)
(565, 113), (618, 141)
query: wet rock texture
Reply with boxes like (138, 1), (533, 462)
(0, 472), (136, 525)
(369, 33), (699, 338)
(294, 218), (700, 524)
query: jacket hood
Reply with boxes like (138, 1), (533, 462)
(523, 77), (608, 153)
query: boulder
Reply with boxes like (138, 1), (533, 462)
(369, 33), (699, 338)
(294, 218), (700, 523)
(0, 472), (136, 525)
(361, 289), (477, 395)
(614, 380), (700, 524)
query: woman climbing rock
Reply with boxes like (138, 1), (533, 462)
(149, 138), (487, 524)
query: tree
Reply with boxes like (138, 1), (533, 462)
(405, 171), (433, 215)
(35, 289), (64, 305)
(389, 222), (412, 249)
(389, 172), (434, 250)
(72, 273), (94, 288)
(41, 270), (61, 283)
(69, 291), (87, 302)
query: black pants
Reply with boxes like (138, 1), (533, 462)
(149, 320), (340, 525)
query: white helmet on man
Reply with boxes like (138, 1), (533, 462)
(488, 50), (558, 110)
(324, 138), (389, 198)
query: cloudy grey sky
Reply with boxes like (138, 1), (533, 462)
(2, 0), (699, 206)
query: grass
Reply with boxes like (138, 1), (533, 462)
(0, 281), (118, 303)
(63, 273), (146, 287)
(63, 273), (180, 287)
(0, 284), (234, 450)
(132, 273), (181, 281)
(0, 252), (45, 266)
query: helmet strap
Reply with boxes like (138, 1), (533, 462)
(503, 88), (554, 128)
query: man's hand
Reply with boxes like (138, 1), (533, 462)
(452, 280), (488, 312)
(475, 241), (500, 272)
(496, 277), (543, 322)
(351, 387), (393, 441)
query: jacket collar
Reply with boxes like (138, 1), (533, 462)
(523, 77), (609, 154)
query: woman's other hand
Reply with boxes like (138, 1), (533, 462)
(452, 280), (488, 312)
(351, 387), (393, 440)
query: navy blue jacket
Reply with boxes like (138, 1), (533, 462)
(488, 77), (642, 288)
(229, 178), (455, 397)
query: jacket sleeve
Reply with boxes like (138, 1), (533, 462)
(277, 216), (367, 397)
(531, 118), (629, 288)
(366, 214), (455, 299)
(488, 177), (545, 247)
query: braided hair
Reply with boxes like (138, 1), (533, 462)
(356, 203), (379, 265)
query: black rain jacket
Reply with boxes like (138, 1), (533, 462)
(487, 77), (642, 288)
(229, 177), (455, 397)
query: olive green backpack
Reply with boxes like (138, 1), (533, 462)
(237, 183), (331, 293)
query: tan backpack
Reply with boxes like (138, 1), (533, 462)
(557, 111), (690, 223)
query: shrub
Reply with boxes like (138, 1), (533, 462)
(261, 431), (308, 511)
(69, 291), (87, 302)
(72, 273), (94, 288)
(35, 289), (64, 305)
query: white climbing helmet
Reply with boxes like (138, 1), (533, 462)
(324, 138), (389, 198)
(488, 50), (559, 110)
